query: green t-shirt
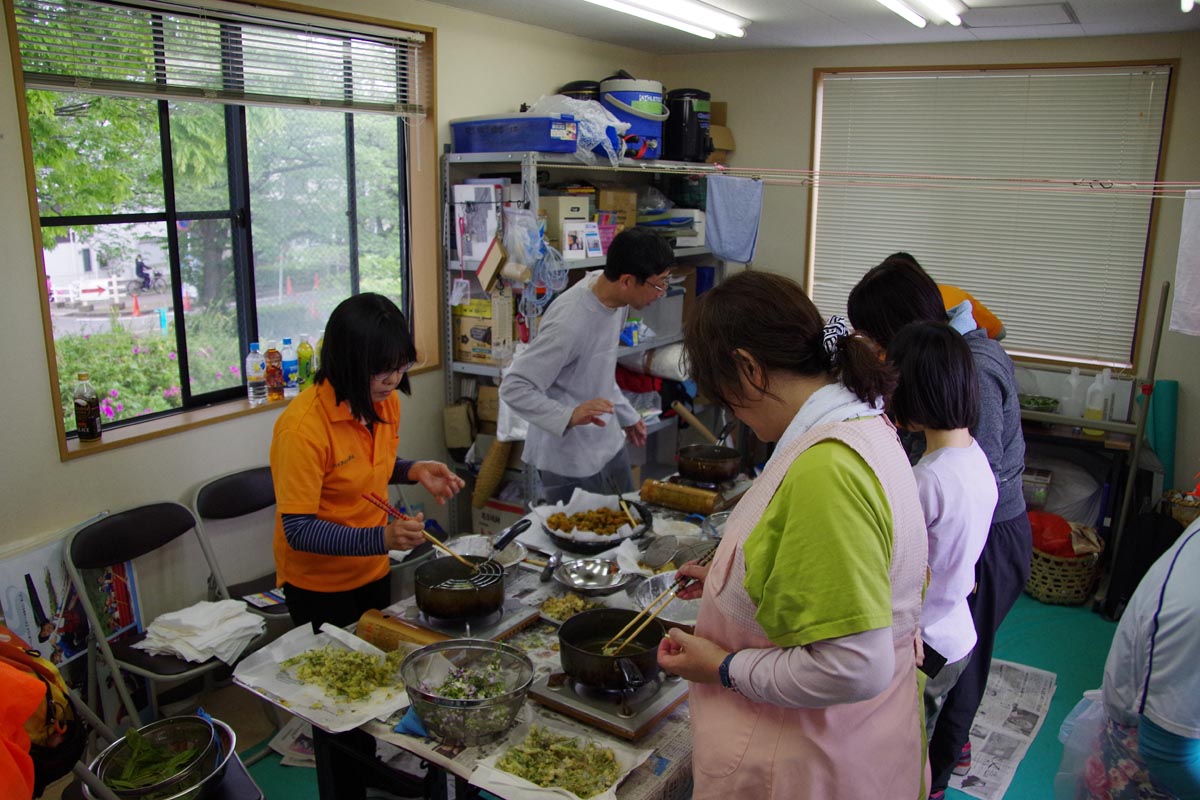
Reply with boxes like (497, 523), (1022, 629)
(743, 439), (895, 647)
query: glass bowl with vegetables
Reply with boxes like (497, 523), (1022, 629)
(90, 716), (218, 799)
(400, 639), (533, 746)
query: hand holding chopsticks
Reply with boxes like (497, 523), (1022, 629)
(362, 492), (475, 570)
(604, 545), (718, 655)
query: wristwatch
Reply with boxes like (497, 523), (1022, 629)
(718, 652), (737, 690)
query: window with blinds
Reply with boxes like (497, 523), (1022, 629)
(14, 0), (429, 115)
(810, 66), (1171, 368)
(14, 0), (432, 444)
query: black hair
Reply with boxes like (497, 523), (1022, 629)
(846, 253), (948, 351)
(602, 227), (674, 283)
(887, 321), (979, 431)
(684, 271), (895, 409)
(315, 293), (416, 423)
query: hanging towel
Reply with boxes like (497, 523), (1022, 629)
(1169, 189), (1200, 335)
(705, 174), (763, 263)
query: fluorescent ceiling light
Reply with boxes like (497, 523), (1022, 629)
(581, 0), (748, 39)
(875, 0), (928, 28)
(1184, 0), (1195, 12)
(919, 0), (963, 25)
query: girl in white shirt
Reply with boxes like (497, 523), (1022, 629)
(887, 321), (998, 739)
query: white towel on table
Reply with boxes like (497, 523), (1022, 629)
(134, 599), (264, 664)
(1170, 189), (1200, 336)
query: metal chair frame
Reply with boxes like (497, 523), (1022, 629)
(190, 465), (285, 624)
(64, 502), (243, 725)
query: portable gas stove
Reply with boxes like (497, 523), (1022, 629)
(639, 474), (753, 515)
(528, 669), (689, 740)
(378, 596), (541, 643)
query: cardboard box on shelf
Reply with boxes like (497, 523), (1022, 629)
(538, 195), (590, 248)
(452, 288), (514, 365)
(596, 185), (639, 230)
(450, 298), (493, 319)
(707, 125), (735, 164)
(710, 101), (727, 126)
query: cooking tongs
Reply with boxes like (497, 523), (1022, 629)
(602, 545), (718, 655)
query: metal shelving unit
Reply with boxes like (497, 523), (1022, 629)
(441, 150), (724, 534)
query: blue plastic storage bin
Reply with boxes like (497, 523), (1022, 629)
(450, 114), (579, 154)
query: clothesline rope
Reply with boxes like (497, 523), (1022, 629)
(550, 161), (1200, 198)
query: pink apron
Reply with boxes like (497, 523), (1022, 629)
(689, 415), (929, 799)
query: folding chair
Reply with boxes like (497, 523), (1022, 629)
(64, 502), (254, 726)
(191, 466), (292, 636)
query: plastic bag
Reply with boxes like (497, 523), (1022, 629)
(496, 342), (530, 442)
(637, 184), (674, 215)
(1054, 690), (1106, 800)
(527, 94), (628, 166)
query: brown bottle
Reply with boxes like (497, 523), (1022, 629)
(264, 341), (284, 401)
(73, 371), (102, 441)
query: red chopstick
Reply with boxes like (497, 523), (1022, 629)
(362, 493), (474, 568)
(363, 492), (410, 520)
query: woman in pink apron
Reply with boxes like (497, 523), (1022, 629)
(658, 272), (929, 798)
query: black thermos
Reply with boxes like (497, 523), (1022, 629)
(663, 88), (712, 162)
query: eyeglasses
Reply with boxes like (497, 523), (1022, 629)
(644, 277), (671, 295)
(372, 363), (414, 382)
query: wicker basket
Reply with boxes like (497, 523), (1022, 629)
(1164, 493), (1200, 528)
(1026, 547), (1101, 606)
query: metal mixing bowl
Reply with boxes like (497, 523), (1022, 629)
(552, 558), (635, 596)
(89, 716), (225, 800)
(631, 572), (702, 628)
(401, 639), (533, 747)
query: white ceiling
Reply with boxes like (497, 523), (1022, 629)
(420, 0), (1200, 55)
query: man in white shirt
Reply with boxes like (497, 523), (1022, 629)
(500, 228), (673, 503)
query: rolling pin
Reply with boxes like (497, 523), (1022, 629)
(671, 401), (718, 444)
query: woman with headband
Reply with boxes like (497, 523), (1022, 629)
(657, 271), (929, 798)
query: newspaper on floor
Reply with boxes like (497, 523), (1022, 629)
(269, 716), (316, 767)
(950, 659), (1057, 800)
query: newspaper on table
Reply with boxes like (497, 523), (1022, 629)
(233, 622), (416, 733)
(949, 659), (1057, 800)
(269, 716), (316, 768)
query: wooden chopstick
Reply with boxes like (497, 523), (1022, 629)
(362, 493), (476, 570)
(603, 545), (718, 652)
(607, 476), (640, 528)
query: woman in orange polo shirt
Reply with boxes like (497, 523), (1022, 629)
(270, 293), (464, 630)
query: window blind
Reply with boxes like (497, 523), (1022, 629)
(14, 0), (430, 116)
(811, 67), (1171, 367)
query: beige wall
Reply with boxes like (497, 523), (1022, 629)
(656, 33), (1200, 494)
(0, 0), (652, 583)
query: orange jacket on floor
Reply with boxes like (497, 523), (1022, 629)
(0, 659), (44, 800)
